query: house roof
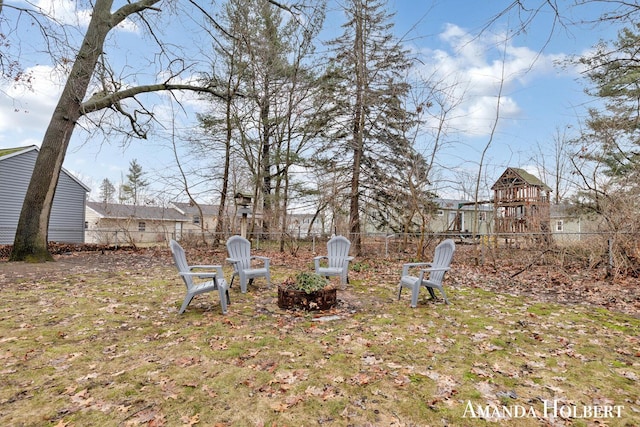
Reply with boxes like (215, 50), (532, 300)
(171, 201), (219, 216)
(87, 202), (188, 221)
(491, 167), (552, 192)
(0, 145), (91, 192)
(0, 146), (30, 158)
(288, 213), (316, 219)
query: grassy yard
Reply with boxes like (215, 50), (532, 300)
(0, 247), (639, 426)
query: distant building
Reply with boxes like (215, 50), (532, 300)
(550, 201), (602, 244)
(170, 201), (220, 237)
(170, 201), (264, 239)
(429, 198), (494, 236)
(85, 202), (187, 245)
(0, 145), (90, 244)
(286, 212), (326, 238)
(550, 202), (580, 243)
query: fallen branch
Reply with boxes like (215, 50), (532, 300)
(510, 249), (555, 278)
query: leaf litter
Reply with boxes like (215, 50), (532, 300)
(0, 244), (638, 426)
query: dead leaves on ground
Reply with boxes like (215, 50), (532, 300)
(1, 246), (639, 425)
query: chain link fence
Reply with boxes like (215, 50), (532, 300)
(1, 227), (634, 277)
(77, 228), (627, 272)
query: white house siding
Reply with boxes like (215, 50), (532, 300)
(429, 199), (494, 236)
(84, 208), (108, 244)
(549, 203), (591, 244)
(85, 218), (178, 245)
(287, 214), (324, 238)
(85, 202), (188, 244)
(170, 202), (219, 236)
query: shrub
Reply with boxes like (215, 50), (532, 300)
(281, 272), (330, 294)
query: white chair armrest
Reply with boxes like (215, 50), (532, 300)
(342, 257), (354, 269)
(180, 271), (217, 277)
(189, 264), (223, 270)
(314, 255), (328, 268)
(250, 256), (270, 268)
(180, 271), (219, 279)
(183, 265), (225, 280)
(420, 266), (450, 273)
(401, 262), (431, 276)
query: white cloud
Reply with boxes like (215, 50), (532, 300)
(439, 23), (488, 68)
(414, 24), (566, 137)
(34, 0), (139, 31)
(34, 0), (91, 26)
(0, 65), (63, 144)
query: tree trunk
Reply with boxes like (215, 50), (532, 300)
(261, 91), (272, 237)
(10, 0), (114, 261)
(349, 2), (365, 256)
(215, 82), (236, 245)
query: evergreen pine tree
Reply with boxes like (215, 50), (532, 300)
(121, 159), (149, 205)
(324, 0), (422, 254)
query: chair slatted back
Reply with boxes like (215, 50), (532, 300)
(226, 235), (252, 270)
(327, 235), (351, 268)
(170, 240), (193, 289)
(429, 239), (456, 285)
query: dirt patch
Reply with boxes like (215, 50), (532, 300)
(0, 248), (171, 283)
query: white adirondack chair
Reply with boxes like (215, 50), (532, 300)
(314, 235), (354, 286)
(398, 239), (455, 307)
(225, 235), (271, 293)
(169, 239), (229, 314)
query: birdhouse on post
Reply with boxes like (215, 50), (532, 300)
(234, 192), (252, 238)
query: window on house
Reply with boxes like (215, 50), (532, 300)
(193, 215), (200, 225)
(555, 220), (564, 232)
(138, 222), (146, 232)
(478, 212), (487, 221)
(437, 210), (444, 216)
(84, 221), (88, 229)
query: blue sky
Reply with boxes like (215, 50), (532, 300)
(0, 0), (623, 202)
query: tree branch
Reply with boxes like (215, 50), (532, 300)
(110, 0), (162, 28)
(80, 83), (228, 114)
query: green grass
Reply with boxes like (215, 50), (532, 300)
(0, 251), (639, 426)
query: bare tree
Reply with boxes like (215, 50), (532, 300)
(532, 125), (574, 205)
(8, 0), (228, 261)
(193, 0), (251, 245)
(404, 75), (466, 257)
(194, 0), (328, 246)
(7, 0), (298, 261)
